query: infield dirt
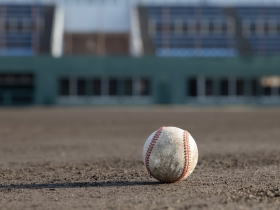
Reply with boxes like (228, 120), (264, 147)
(0, 107), (279, 209)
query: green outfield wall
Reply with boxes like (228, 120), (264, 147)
(0, 56), (280, 106)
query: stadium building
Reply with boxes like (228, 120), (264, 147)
(0, 0), (280, 105)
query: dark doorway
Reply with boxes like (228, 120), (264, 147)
(0, 73), (34, 106)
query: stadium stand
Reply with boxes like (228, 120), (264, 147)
(138, 5), (280, 57)
(1, 1), (279, 57)
(0, 4), (54, 56)
(235, 7), (280, 55)
(139, 6), (237, 57)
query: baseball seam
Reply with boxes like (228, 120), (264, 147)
(145, 126), (165, 180)
(173, 130), (191, 182)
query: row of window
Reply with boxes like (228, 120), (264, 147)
(148, 18), (280, 37)
(0, 18), (45, 33)
(0, 74), (34, 86)
(242, 19), (280, 37)
(59, 76), (280, 98)
(188, 76), (280, 97)
(59, 77), (151, 97)
(0, 73), (34, 105)
(148, 18), (235, 36)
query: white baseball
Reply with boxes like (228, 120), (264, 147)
(142, 126), (198, 183)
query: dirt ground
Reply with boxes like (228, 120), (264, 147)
(0, 107), (279, 210)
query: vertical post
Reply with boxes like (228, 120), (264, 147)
(195, 8), (201, 52)
(0, 6), (7, 52)
(133, 77), (140, 97)
(227, 17), (235, 37)
(257, 77), (263, 98)
(256, 19), (265, 55)
(272, 87), (278, 99)
(86, 78), (92, 96)
(198, 75), (205, 101)
(214, 77), (219, 100)
(102, 77), (108, 97)
(148, 19), (156, 37)
(31, 6), (40, 55)
(174, 19), (183, 36)
(97, 6), (105, 55)
(69, 33), (73, 54)
(162, 7), (170, 52)
(244, 77), (251, 101)
(118, 78), (124, 97)
(229, 76), (236, 99)
(70, 76), (77, 98)
(242, 19), (250, 38)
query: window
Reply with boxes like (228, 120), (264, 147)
(205, 78), (214, 96)
(250, 22), (256, 35)
(35, 17), (45, 32)
(92, 78), (101, 96)
(58, 77), (151, 99)
(124, 78), (133, 96)
(263, 87), (272, 96)
(209, 21), (214, 34)
(201, 19), (209, 35)
(21, 18), (31, 33)
(174, 19), (183, 35)
(0, 73), (34, 105)
(8, 18), (18, 33)
(188, 78), (197, 97)
(0, 74), (34, 87)
(140, 78), (150, 96)
(77, 78), (86, 96)
(59, 78), (70, 96)
(220, 78), (229, 96)
(264, 21), (269, 36)
(260, 76), (280, 96)
(0, 18), (4, 33)
(227, 17), (235, 36)
(109, 78), (118, 96)
(19, 75), (33, 85)
(256, 19), (264, 37)
(251, 78), (258, 96)
(148, 19), (157, 37)
(187, 19), (196, 35)
(214, 20), (223, 35)
(242, 20), (251, 37)
(0, 75), (4, 85)
(236, 78), (245, 96)
(268, 20), (277, 36)
(4, 75), (16, 85)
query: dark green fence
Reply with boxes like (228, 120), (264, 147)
(0, 56), (280, 105)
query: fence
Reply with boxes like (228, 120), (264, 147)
(0, 55), (280, 106)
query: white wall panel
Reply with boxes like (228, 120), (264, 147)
(64, 5), (130, 32)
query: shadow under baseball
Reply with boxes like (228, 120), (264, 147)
(0, 181), (162, 190)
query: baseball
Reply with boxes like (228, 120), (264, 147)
(142, 126), (198, 183)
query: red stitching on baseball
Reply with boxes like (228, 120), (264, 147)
(145, 126), (165, 179)
(173, 130), (191, 182)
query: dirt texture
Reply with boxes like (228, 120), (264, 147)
(0, 107), (279, 210)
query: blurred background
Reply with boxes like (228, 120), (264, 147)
(0, 0), (280, 106)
